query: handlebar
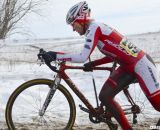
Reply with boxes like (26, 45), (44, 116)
(37, 48), (117, 73)
(46, 62), (59, 73)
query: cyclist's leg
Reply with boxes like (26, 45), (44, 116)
(134, 54), (160, 112)
(99, 67), (135, 130)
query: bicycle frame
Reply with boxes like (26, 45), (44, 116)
(42, 60), (140, 121)
(54, 62), (112, 115)
(37, 49), (115, 115)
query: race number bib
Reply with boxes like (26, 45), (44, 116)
(120, 38), (140, 57)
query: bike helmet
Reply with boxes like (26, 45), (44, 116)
(66, 1), (91, 25)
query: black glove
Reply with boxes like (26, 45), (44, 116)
(42, 51), (57, 64)
(83, 61), (94, 72)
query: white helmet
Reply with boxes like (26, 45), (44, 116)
(66, 1), (91, 25)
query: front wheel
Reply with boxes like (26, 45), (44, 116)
(5, 79), (76, 130)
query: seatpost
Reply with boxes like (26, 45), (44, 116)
(89, 57), (99, 108)
(111, 61), (117, 74)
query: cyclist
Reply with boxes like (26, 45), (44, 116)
(43, 1), (160, 130)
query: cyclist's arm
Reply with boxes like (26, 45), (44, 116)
(56, 24), (101, 63)
(92, 57), (113, 66)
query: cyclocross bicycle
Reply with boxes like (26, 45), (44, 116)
(5, 49), (160, 130)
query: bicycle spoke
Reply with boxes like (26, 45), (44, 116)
(38, 86), (42, 110)
(25, 91), (39, 109)
(17, 95), (40, 111)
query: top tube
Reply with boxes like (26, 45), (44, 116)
(44, 61), (115, 73)
(63, 64), (113, 71)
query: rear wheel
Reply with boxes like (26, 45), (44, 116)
(118, 84), (160, 129)
(6, 79), (76, 130)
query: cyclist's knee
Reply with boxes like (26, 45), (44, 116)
(99, 78), (117, 103)
(99, 92), (111, 104)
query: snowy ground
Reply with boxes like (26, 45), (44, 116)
(0, 32), (160, 129)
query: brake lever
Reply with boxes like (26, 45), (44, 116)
(37, 48), (46, 65)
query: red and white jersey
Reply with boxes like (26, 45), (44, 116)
(56, 21), (145, 65)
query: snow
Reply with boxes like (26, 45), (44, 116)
(0, 32), (160, 129)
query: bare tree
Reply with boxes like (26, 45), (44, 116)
(0, 0), (42, 39)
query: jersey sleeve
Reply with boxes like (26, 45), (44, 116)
(56, 24), (101, 63)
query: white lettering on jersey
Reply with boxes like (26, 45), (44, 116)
(104, 39), (113, 44)
(104, 38), (140, 57)
(135, 55), (160, 94)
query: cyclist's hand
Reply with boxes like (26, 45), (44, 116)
(83, 62), (94, 72)
(43, 51), (57, 64)
(38, 50), (57, 64)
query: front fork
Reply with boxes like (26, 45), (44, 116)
(39, 74), (61, 116)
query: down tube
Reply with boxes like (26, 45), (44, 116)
(63, 74), (97, 114)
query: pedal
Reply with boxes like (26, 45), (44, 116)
(133, 114), (137, 124)
(79, 105), (90, 113)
